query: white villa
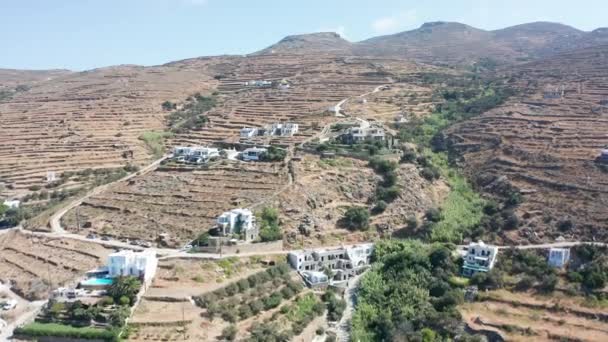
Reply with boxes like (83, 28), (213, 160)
(190, 147), (220, 160)
(107, 249), (158, 285)
(343, 121), (386, 144)
(288, 244), (374, 285)
(217, 208), (258, 241)
(241, 147), (267, 161)
(240, 127), (259, 138)
(462, 241), (498, 277)
(269, 123), (299, 136)
(172, 146), (220, 163)
(548, 248), (570, 268)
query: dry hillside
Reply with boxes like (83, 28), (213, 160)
(448, 45), (608, 243)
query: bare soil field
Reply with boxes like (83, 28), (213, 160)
(0, 230), (111, 300)
(448, 45), (608, 243)
(460, 289), (608, 341)
(61, 160), (288, 244)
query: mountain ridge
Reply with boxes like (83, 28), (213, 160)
(252, 21), (608, 65)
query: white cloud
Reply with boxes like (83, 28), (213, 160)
(372, 10), (418, 34)
(317, 25), (348, 39)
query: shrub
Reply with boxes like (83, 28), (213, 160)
(118, 296), (130, 306)
(238, 305), (252, 320)
(425, 208), (442, 222)
(237, 278), (250, 292)
(261, 146), (287, 162)
(249, 299), (264, 314)
(372, 200), (388, 214)
(406, 215), (419, 229)
(401, 149), (417, 163)
(342, 207), (370, 231)
(420, 166), (440, 181)
(539, 274), (558, 293)
(376, 186), (401, 202)
(222, 324), (238, 341)
(316, 327), (325, 335)
(368, 158), (397, 174)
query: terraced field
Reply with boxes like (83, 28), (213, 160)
(0, 230), (111, 300)
(170, 55), (396, 148)
(461, 290), (608, 341)
(61, 161), (288, 244)
(0, 63), (218, 198)
(448, 45), (608, 243)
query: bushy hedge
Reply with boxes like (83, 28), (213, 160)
(14, 323), (118, 341)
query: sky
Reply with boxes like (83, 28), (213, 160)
(1, 0), (606, 70)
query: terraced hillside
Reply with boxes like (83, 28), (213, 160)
(170, 55), (398, 147)
(0, 230), (111, 300)
(61, 161), (288, 244)
(0, 63), (218, 197)
(448, 45), (608, 243)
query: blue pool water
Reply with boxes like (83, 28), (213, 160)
(81, 277), (114, 286)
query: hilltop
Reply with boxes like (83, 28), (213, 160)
(252, 32), (353, 56)
(254, 21), (608, 65)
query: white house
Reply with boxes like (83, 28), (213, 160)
(548, 248), (570, 268)
(344, 122), (386, 144)
(462, 241), (498, 277)
(240, 127), (258, 138)
(189, 147), (220, 160)
(2, 200), (20, 209)
(288, 244), (374, 284)
(216, 208), (258, 241)
(242, 147), (267, 161)
(107, 249), (158, 284)
(173, 146), (192, 156)
(279, 123), (299, 136)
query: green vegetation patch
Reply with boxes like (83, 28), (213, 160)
(138, 131), (173, 158)
(351, 240), (471, 341)
(14, 323), (118, 341)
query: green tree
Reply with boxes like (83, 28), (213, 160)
(222, 324), (238, 341)
(342, 207), (370, 231)
(107, 276), (141, 305)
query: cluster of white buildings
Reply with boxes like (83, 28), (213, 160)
(240, 122), (300, 139)
(172, 146), (220, 164)
(288, 244), (374, 287)
(461, 241), (572, 278)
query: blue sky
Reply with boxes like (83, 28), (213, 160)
(1, 0), (606, 70)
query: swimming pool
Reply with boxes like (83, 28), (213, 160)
(80, 277), (114, 286)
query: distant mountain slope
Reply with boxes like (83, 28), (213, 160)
(252, 32), (353, 56)
(0, 68), (72, 88)
(253, 21), (608, 66)
(355, 21), (519, 64)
